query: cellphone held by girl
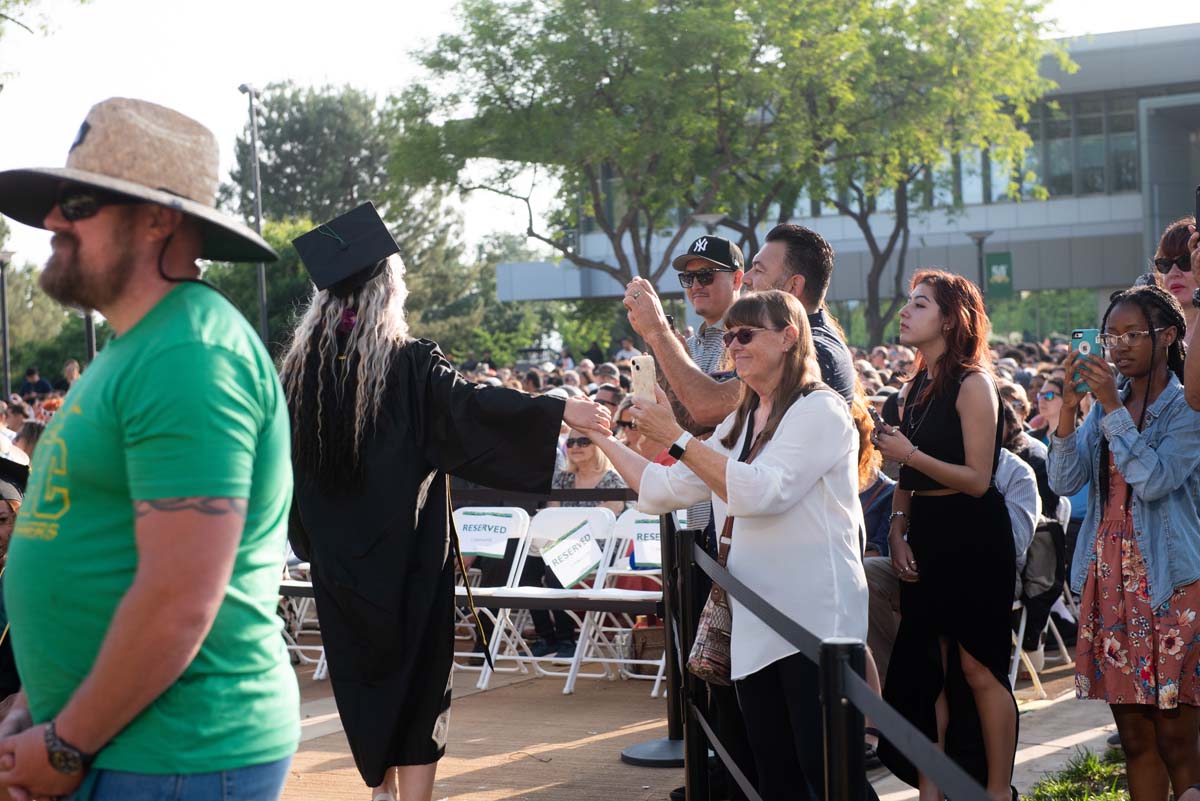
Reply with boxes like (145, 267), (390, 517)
(1071, 328), (1100, 393)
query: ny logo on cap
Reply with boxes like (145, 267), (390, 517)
(692, 237), (709, 253)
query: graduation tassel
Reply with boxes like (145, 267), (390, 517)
(445, 478), (495, 672)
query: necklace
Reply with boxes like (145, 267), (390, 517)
(901, 371), (936, 442)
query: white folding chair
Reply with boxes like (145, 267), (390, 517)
(480, 506), (617, 691)
(280, 545), (326, 679)
(564, 509), (667, 695)
(450, 507), (532, 680)
(1011, 600), (1046, 699)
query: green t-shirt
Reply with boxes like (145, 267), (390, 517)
(5, 282), (299, 773)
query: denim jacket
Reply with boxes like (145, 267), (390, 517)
(1047, 375), (1200, 610)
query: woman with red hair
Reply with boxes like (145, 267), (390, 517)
(874, 270), (1017, 801)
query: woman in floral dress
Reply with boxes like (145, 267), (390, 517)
(1049, 285), (1200, 801)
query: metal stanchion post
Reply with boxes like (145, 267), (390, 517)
(621, 513), (685, 767)
(680, 530), (709, 801)
(821, 638), (867, 801)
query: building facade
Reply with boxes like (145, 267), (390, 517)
(498, 24), (1200, 325)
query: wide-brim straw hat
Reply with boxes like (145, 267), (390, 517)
(0, 97), (276, 263)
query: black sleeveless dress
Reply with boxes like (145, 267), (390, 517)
(878, 370), (1018, 788)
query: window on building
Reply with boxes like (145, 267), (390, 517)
(1075, 96), (1105, 194)
(1046, 105), (1073, 196)
(1108, 93), (1138, 192)
(960, 149), (985, 205)
(1018, 116), (1042, 199)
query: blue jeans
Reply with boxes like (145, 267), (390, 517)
(68, 756), (291, 801)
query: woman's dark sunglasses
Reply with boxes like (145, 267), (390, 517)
(56, 185), (141, 222)
(1153, 253), (1191, 274)
(566, 437), (593, 448)
(722, 327), (772, 347)
(616, 419), (638, 431)
(678, 268), (734, 289)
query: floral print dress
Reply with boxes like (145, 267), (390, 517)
(1076, 455), (1200, 708)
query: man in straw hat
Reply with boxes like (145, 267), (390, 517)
(0, 98), (298, 800)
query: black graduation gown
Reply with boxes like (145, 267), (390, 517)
(289, 339), (564, 786)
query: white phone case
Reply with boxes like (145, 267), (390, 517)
(631, 355), (657, 403)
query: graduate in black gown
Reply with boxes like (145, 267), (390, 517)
(281, 203), (611, 801)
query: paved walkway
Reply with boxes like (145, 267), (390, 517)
(281, 651), (1115, 801)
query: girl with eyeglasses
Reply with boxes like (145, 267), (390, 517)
(872, 269), (1017, 801)
(1152, 217), (1198, 350)
(1050, 285), (1200, 799)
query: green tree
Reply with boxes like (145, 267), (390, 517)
(394, 0), (1066, 345)
(6, 263), (67, 352)
(205, 218), (314, 358)
(223, 82), (397, 225)
(11, 312), (103, 388)
(219, 83), (502, 359)
(391, 0), (782, 287)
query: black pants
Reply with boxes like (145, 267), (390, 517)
(521, 555), (574, 642)
(736, 652), (882, 801)
(691, 521), (758, 801)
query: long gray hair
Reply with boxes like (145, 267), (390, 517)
(279, 254), (410, 488)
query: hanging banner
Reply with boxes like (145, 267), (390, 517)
(631, 517), (662, 568)
(457, 511), (515, 558)
(542, 520), (604, 588)
(985, 252), (1014, 300)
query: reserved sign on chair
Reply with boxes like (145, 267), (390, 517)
(544, 520), (604, 587)
(458, 510), (516, 558)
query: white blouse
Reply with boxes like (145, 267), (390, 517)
(638, 390), (868, 680)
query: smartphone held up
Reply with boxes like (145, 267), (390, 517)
(631, 355), (657, 403)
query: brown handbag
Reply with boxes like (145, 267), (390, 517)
(685, 431), (767, 685)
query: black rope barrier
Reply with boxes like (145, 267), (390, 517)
(689, 541), (995, 801)
(689, 700), (765, 801)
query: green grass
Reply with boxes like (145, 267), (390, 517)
(1025, 748), (1128, 801)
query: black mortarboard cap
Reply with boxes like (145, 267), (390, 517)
(292, 202), (400, 298)
(0, 458), (28, 494)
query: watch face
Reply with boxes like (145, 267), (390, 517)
(49, 749), (83, 774)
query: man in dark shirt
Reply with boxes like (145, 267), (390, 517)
(742, 224), (855, 402)
(16, 368), (52, 399)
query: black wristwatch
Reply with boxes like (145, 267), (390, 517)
(45, 720), (94, 775)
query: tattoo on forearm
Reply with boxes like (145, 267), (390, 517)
(133, 497), (248, 518)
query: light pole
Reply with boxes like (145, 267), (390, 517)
(0, 251), (10, 398)
(84, 312), (96, 362)
(239, 83), (270, 344)
(966, 230), (993, 302)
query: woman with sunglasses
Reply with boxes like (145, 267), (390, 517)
(1051, 285), (1200, 801)
(872, 270), (1017, 801)
(613, 397), (665, 462)
(578, 290), (868, 801)
(1153, 216), (1198, 349)
(1030, 376), (1064, 444)
(520, 430), (630, 659)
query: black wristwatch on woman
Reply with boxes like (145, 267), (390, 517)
(668, 431), (693, 461)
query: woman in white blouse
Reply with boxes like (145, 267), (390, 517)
(581, 290), (868, 801)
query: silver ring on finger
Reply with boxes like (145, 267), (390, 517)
(633, 291), (642, 299)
